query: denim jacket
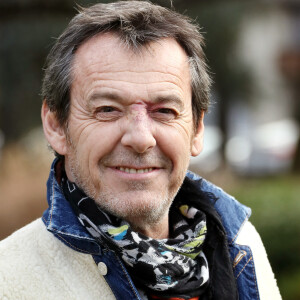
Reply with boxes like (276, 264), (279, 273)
(42, 161), (259, 300)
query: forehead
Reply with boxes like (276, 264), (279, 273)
(70, 33), (192, 108)
(72, 32), (191, 84)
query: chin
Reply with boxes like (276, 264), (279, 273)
(95, 191), (173, 226)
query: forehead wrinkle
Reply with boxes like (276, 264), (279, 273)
(80, 69), (187, 86)
(73, 44), (190, 83)
(85, 76), (189, 106)
(72, 53), (190, 95)
(87, 88), (185, 111)
(87, 78), (187, 90)
(72, 33), (190, 79)
(85, 71), (189, 99)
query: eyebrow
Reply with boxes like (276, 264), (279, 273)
(88, 91), (122, 103)
(88, 91), (185, 110)
(152, 95), (184, 110)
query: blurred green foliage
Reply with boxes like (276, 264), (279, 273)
(229, 175), (300, 300)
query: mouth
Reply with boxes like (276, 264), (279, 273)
(115, 167), (156, 174)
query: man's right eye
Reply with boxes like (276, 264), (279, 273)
(95, 106), (120, 121)
(98, 106), (116, 113)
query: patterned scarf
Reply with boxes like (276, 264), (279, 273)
(61, 176), (210, 299)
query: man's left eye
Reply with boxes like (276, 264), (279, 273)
(157, 108), (176, 114)
(152, 108), (178, 121)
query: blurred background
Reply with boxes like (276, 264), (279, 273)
(0, 0), (299, 298)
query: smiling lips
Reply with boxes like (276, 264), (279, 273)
(116, 166), (155, 174)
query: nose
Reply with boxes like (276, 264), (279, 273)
(121, 111), (156, 153)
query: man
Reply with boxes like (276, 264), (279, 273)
(0, 1), (281, 299)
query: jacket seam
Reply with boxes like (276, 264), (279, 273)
(115, 254), (140, 299)
(234, 245), (260, 299)
(49, 178), (55, 226)
(229, 214), (249, 245)
(236, 256), (260, 300)
(249, 252), (260, 299)
(236, 256), (252, 279)
(92, 254), (123, 300)
(46, 225), (95, 242)
(43, 215), (100, 255)
(54, 232), (100, 255)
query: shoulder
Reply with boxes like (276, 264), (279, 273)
(185, 171), (282, 299)
(0, 219), (60, 298)
(0, 219), (47, 297)
(0, 218), (63, 260)
(0, 218), (47, 255)
(236, 221), (282, 299)
(0, 219), (114, 299)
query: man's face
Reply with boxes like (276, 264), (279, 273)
(54, 34), (204, 230)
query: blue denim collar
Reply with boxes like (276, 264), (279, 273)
(42, 159), (251, 254)
(186, 171), (251, 245)
(42, 159), (102, 254)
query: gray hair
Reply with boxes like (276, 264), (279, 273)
(42, 0), (211, 129)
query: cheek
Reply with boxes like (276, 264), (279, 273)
(156, 125), (192, 166)
(77, 123), (123, 161)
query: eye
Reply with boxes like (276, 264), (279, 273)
(95, 106), (121, 121)
(98, 106), (116, 113)
(157, 108), (176, 115)
(151, 107), (178, 121)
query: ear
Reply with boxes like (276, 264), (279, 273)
(191, 111), (205, 157)
(41, 101), (67, 155)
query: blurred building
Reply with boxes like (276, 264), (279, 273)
(190, 0), (300, 176)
